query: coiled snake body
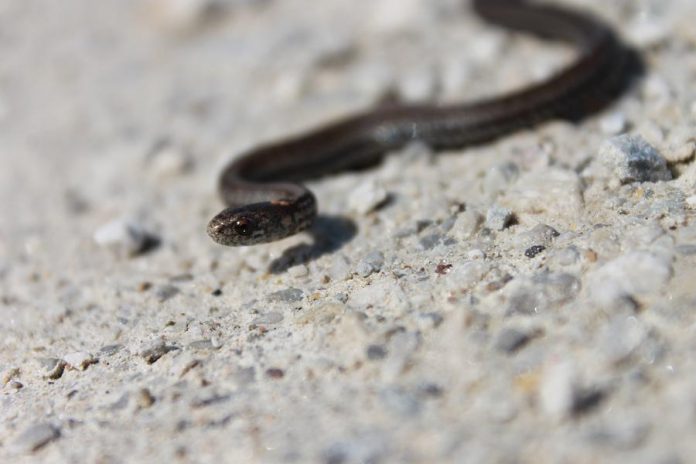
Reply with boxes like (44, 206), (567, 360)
(207, 0), (638, 246)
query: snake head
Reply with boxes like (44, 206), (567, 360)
(207, 207), (267, 246)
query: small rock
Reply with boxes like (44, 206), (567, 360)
(148, 142), (193, 178)
(627, 16), (670, 48)
(685, 195), (696, 209)
(642, 75), (672, 102)
(93, 219), (158, 257)
(482, 162), (520, 197)
(36, 358), (66, 380)
(347, 180), (389, 215)
(588, 251), (673, 307)
(495, 327), (534, 353)
(379, 387), (421, 417)
(663, 124), (696, 163)
(485, 205), (514, 231)
(2, 367), (20, 385)
(328, 254), (353, 281)
(187, 339), (220, 351)
(155, 284), (180, 302)
(11, 423), (60, 453)
(287, 264), (309, 278)
(63, 352), (97, 371)
(356, 250), (385, 277)
(140, 342), (178, 364)
(599, 112), (628, 135)
(525, 245), (546, 258)
(597, 135), (671, 185)
(136, 388), (156, 408)
(266, 368), (285, 379)
(267, 288), (304, 303)
(251, 311), (284, 325)
(539, 361), (577, 418)
(9, 380), (23, 389)
(368, 0), (424, 34)
(366, 344), (388, 360)
(418, 232), (445, 250)
(99, 344), (123, 356)
(146, 0), (223, 33)
(451, 210), (483, 240)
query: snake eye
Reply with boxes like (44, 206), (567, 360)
(233, 218), (254, 236)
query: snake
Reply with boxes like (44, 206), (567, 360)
(207, 0), (639, 246)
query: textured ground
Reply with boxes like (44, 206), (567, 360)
(2, 0), (696, 462)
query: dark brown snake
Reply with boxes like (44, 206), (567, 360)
(207, 0), (640, 246)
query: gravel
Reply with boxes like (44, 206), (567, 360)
(3, 0), (696, 462)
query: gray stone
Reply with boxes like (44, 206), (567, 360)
(356, 250), (385, 277)
(267, 288), (304, 303)
(598, 134), (672, 185)
(485, 205), (514, 231)
(495, 327), (533, 353)
(11, 423), (60, 454)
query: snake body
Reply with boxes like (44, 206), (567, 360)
(207, 0), (638, 246)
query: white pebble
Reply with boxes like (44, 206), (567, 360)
(466, 249), (486, 260)
(599, 112), (627, 135)
(685, 196), (696, 209)
(288, 264), (309, 278)
(348, 181), (389, 215)
(368, 0), (424, 34)
(485, 205), (513, 231)
(63, 352), (95, 371)
(539, 361), (577, 419)
(149, 144), (192, 178)
(588, 251), (673, 307)
(146, 0), (219, 33)
(93, 219), (155, 257)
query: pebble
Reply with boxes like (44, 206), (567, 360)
(514, 224), (559, 250)
(494, 327), (534, 353)
(501, 169), (583, 227)
(355, 250), (385, 277)
(148, 143), (192, 178)
(485, 205), (514, 231)
(10, 423), (60, 454)
(539, 361), (578, 418)
(251, 311), (284, 325)
(140, 342), (178, 364)
(136, 388), (156, 408)
(599, 112), (628, 135)
(589, 251), (673, 307)
(525, 245), (546, 259)
(685, 195), (696, 209)
(99, 344), (123, 356)
(93, 219), (158, 257)
(287, 264), (309, 278)
(368, 0), (424, 34)
(597, 135), (672, 185)
(63, 352), (97, 371)
(36, 358), (66, 380)
(347, 181), (389, 215)
(328, 254), (353, 281)
(662, 124), (696, 163)
(482, 162), (520, 197)
(451, 210), (483, 240)
(642, 75), (672, 102)
(267, 287), (304, 303)
(627, 16), (670, 48)
(2, 367), (20, 385)
(599, 316), (648, 365)
(146, 0), (221, 33)
(155, 284), (180, 302)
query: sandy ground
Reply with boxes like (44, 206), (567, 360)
(2, 0), (696, 462)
